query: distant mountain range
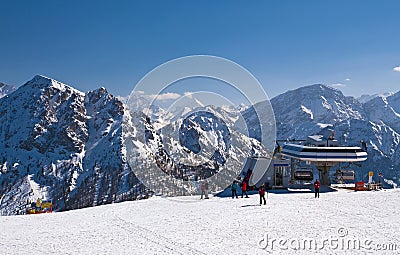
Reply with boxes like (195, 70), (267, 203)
(0, 76), (398, 215)
(357, 92), (394, 104)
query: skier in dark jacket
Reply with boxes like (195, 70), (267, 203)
(314, 179), (320, 198)
(259, 184), (266, 205)
(231, 180), (238, 199)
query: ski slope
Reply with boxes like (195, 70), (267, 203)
(1, 189), (400, 254)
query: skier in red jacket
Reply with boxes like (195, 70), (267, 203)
(259, 184), (266, 205)
(200, 182), (206, 199)
(241, 181), (249, 198)
(314, 179), (320, 198)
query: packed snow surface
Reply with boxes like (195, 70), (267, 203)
(1, 189), (399, 254)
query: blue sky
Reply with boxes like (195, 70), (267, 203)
(1, 1), (399, 100)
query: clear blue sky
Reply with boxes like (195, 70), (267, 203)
(1, 0), (400, 99)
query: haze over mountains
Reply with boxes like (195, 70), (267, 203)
(0, 76), (399, 215)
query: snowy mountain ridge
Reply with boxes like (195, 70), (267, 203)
(124, 94), (269, 196)
(0, 75), (266, 214)
(1, 76), (399, 215)
(357, 92), (395, 104)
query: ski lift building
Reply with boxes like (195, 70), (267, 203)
(241, 157), (291, 189)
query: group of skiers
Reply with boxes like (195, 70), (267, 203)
(230, 180), (249, 199)
(231, 169), (252, 199)
(200, 178), (321, 203)
(232, 179), (320, 203)
(231, 179), (266, 205)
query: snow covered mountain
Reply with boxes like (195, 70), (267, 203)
(0, 75), (147, 215)
(124, 99), (268, 196)
(0, 82), (16, 98)
(1, 76), (399, 215)
(270, 84), (364, 138)
(0, 75), (266, 215)
(267, 84), (400, 182)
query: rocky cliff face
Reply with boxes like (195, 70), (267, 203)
(0, 76), (147, 215)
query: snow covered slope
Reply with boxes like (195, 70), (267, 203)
(1, 189), (399, 254)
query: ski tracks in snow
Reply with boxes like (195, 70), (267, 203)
(114, 212), (207, 255)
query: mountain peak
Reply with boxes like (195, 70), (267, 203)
(298, 84), (341, 93)
(273, 84), (344, 104)
(270, 82), (365, 136)
(22, 75), (84, 96)
(33, 74), (52, 80)
(29, 74), (58, 87)
(89, 87), (109, 95)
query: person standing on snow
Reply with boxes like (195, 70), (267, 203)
(36, 197), (42, 211)
(241, 180), (249, 198)
(231, 180), (238, 199)
(259, 184), (266, 205)
(204, 180), (209, 199)
(314, 179), (320, 198)
(200, 182), (206, 199)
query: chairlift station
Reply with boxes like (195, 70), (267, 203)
(242, 129), (368, 188)
(281, 131), (367, 185)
